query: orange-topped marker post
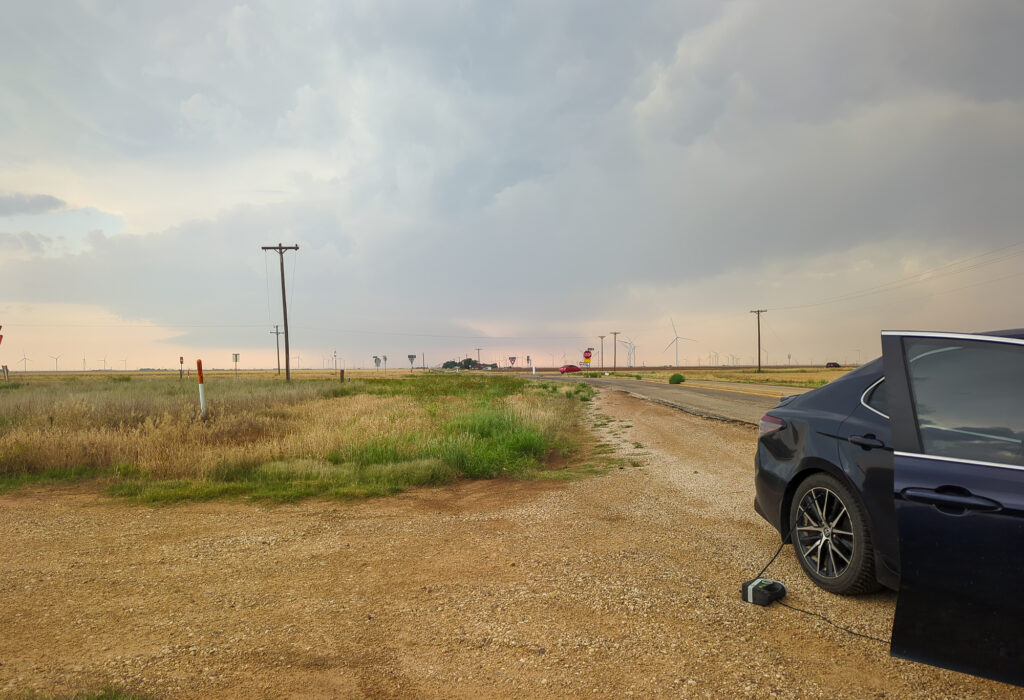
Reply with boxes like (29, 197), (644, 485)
(197, 359), (207, 418)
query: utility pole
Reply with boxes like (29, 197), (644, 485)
(261, 243), (299, 381)
(270, 325), (282, 374)
(750, 309), (767, 373)
(610, 331), (620, 371)
(475, 348), (481, 365)
(598, 335), (605, 370)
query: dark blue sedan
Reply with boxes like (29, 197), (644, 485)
(755, 329), (1024, 687)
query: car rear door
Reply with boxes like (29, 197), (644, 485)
(881, 331), (1024, 687)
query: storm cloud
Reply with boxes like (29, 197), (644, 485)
(1, 1), (1023, 367)
(0, 193), (65, 216)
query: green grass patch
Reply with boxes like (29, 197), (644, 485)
(0, 465), (106, 493)
(107, 458), (460, 504)
(0, 373), (599, 504)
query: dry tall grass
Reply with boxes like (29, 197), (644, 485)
(0, 373), (588, 501)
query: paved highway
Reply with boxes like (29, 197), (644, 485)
(537, 374), (811, 425)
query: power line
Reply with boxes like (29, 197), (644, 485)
(769, 241), (1024, 311)
(264, 250), (273, 323)
(4, 322), (594, 341)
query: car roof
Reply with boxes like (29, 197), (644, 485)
(982, 328), (1024, 339)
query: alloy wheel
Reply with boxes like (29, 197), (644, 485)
(794, 486), (856, 579)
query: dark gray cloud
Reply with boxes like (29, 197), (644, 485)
(2, 1), (1024, 364)
(0, 231), (53, 253)
(0, 193), (65, 216)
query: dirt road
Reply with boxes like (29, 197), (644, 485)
(542, 374), (804, 425)
(0, 390), (1016, 698)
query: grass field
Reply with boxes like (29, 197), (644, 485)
(0, 371), (600, 502)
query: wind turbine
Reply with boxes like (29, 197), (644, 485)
(663, 319), (696, 367)
(618, 338), (637, 368)
(21, 351), (29, 371)
(49, 354), (61, 371)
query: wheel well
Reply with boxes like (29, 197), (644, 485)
(780, 460), (853, 543)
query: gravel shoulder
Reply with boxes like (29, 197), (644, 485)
(0, 389), (1017, 698)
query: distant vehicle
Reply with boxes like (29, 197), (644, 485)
(755, 329), (1024, 687)
(825, 361), (841, 368)
(559, 364), (580, 374)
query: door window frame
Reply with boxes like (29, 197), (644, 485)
(881, 330), (1024, 467)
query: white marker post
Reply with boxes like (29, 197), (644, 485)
(197, 359), (208, 418)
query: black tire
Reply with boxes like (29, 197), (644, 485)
(789, 473), (880, 595)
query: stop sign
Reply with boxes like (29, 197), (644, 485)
(583, 350), (592, 359)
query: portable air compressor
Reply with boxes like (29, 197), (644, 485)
(741, 578), (786, 606)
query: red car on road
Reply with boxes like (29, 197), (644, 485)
(559, 364), (581, 374)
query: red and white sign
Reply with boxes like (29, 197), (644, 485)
(583, 350), (592, 359)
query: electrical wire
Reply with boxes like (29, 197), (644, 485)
(264, 250), (274, 324)
(769, 240), (1024, 311)
(289, 245), (297, 314)
(776, 601), (889, 645)
(752, 528), (890, 646)
(755, 539), (787, 580)
(6, 320), (592, 340)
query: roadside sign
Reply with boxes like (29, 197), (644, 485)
(583, 350), (592, 359)
(509, 357), (516, 366)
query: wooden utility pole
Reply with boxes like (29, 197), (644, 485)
(610, 331), (620, 371)
(750, 309), (767, 373)
(270, 325), (282, 374)
(262, 244), (299, 381)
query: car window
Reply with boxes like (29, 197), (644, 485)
(864, 379), (888, 416)
(904, 338), (1024, 466)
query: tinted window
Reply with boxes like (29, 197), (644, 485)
(865, 379), (888, 416)
(904, 338), (1024, 466)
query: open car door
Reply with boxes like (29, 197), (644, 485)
(881, 331), (1024, 687)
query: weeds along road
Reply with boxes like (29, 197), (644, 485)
(0, 389), (1013, 698)
(538, 373), (809, 425)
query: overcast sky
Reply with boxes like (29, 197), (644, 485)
(2, 1), (1023, 371)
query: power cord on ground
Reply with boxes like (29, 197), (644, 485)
(775, 600), (889, 644)
(749, 527), (890, 646)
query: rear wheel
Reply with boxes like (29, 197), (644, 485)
(789, 473), (879, 595)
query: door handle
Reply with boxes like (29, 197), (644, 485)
(901, 487), (1002, 512)
(849, 434), (885, 449)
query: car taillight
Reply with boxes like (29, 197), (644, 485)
(758, 414), (784, 437)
